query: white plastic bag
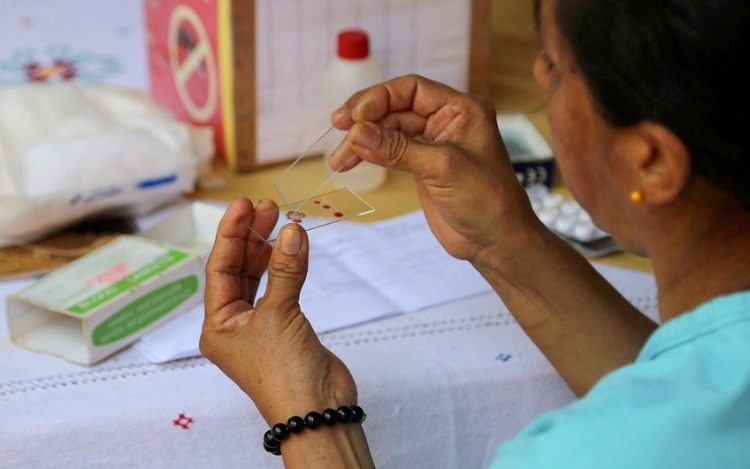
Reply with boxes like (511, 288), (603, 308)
(0, 82), (214, 247)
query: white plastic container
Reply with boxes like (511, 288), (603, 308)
(324, 29), (387, 193)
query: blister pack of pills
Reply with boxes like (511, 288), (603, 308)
(526, 184), (622, 257)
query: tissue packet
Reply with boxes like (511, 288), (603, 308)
(0, 82), (214, 247)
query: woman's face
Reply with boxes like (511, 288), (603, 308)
(533, 0), (636, 244)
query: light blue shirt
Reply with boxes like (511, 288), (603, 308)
(489, 291), (750, 468)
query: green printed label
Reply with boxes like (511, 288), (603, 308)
(68, 250), (189, 314)
(92, 275), (199, 346)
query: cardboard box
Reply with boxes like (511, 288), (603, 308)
(6, 202), (225, 365)
(497, 114), (556, 188)
(138, 201), (225, 256)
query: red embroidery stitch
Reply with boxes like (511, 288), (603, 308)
(173, 413), (194, 429)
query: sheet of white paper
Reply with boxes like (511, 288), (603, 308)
(133, 305), (204, 364)
(135, 210), (491, 362)
(252, 216), (405, 332)
(286, 241), (403, 331)
(316, 211), (491, 312)
(133, 209), (660, 364)
(254, 212), (489, 330)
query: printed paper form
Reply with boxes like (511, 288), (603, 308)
(134, 209), (492, 362)
(255, 0), (472, 164)
(133, 204), (661, 364)
(258, 210), (492, 329)
(314, 211), (491, 312)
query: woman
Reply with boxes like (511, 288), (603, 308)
(199, 0), (750, 466)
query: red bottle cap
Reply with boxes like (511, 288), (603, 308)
(337, 30), (369, 59)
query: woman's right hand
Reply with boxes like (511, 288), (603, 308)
(330, 75), (539, 263)
(331, 76), (658, 398)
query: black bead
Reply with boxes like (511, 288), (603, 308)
(305, 411), (322, 429)
(287, 416), (305, 433)
(321, 408), (339, 425)
(271, 423), (290, 440)
(336, 406), (354, 423)
(351, 405), (366, 423)
(263, 440), (280, 454)
(263, 430), (280, 447)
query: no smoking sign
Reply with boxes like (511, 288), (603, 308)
(168, 5), (218, 122)
(147, 0), (230, 159)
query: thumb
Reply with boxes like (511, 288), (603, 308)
(263, 224), (309, 310)
(347, 121), (448, 179)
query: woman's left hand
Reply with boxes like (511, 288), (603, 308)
(200, 197), (359, 425)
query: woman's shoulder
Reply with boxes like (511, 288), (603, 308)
(596, 288), (750, 422)
(638, 289), (750, 362)
(490, 290), (750, 469)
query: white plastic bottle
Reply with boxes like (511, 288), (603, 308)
(323, 29), (387, 193)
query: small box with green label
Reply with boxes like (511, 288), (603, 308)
(6, 235), (205, 365)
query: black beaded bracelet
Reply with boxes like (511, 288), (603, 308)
(262, 405), (366, 455)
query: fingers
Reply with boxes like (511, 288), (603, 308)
(243, 199), (279, 301)
(327, 138), (365, 172)
(329, 111), (471, 173)
(327, 75), (483, 175)
(205, 197), (274, 324)
(331, 75), (471, 146)
(331, 75), (463, 130)
(247, 198), (280, 243)
(347, 121), (463, 183)
(262, 223), (309, 313)
(381, 111), (428, 137)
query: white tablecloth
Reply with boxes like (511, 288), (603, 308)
(1, 264), (657, 468)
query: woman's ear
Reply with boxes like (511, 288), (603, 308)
(630, 122), (692, 205)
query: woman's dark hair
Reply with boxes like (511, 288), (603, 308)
(540, 0), (750, 209)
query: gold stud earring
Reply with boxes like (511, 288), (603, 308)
(629, 190), (645, 204)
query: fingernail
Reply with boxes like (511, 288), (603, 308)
(333, 103), (348, 117)
(280, 227), (301, 255)
(255, 198), (273, 213)
(353, 122), (381, 150)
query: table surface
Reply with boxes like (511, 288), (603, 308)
(1, 261), (659, 468)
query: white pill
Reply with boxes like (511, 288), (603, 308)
(537, 207), (560, 225)
(555, 214), (577, 234)
(525, 184), (549, 201)
(573, 223), (597, 240)
(542, 193), (565, 209)
(578, 210), (592, 224)
(560, 201), (580, 216)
